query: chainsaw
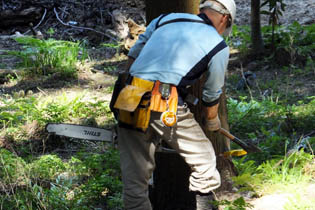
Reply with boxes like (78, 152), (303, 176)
(46, 123), (262, 155)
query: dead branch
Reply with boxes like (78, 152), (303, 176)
(23, 8), (47, 35)
(53, 7), (118, 41)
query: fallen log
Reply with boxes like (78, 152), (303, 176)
(0, 7), (43, 28)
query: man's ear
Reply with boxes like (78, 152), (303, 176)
(221, 15), (229, 24)
(222, 15), (229, 25)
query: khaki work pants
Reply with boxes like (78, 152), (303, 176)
(118, 105), (221, 210)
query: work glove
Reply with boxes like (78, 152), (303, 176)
(203, 102), (221, 131)
(205, 115), (221, 131)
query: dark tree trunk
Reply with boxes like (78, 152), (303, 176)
(150, 152), (196, 210)
(146, 1), (237, 209)
(145, 0), (198, 22)
(251, 0), (264, 54)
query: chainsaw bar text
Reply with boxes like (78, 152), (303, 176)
(83, 130), (101, 137)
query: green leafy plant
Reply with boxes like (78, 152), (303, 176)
(232, 150), (314, 195)
(6, 36), (87, 78)
(101, 42), (121, 49)
(0, 92), (114, 130)
(0, 149), (27, 183)
(213, 197), (253, 210)
(46, 28), (55, 37)
(228, 96), (315, 164)
(0, 146), (123, 209)
(30, 155), (67, 180)
(226, 25), (251, 55)
(261, 0), (287, 50)
(261, 22), (315, 66)
(68, 149), (123, 209)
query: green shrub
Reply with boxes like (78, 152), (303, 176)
(0, 96), (40, 128)
(225, 25), (251, 54)
(226, 23), (315, 65)
(228, 97), (315, 164)
(67, 149), (123, 209)
(262, 22), (315, 64)
(0, 147), (123, 210)
(6, 36), (87, 78)
(30, 155), (68, 180)
(0, 149), (27, 184)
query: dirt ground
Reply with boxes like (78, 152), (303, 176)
(235, 0), (315, 26)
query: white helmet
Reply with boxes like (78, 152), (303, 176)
(200, 0), (236, 36)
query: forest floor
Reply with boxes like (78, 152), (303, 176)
(0, 0), (314, 210)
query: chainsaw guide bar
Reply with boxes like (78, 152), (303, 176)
(45, 123), (114, 142)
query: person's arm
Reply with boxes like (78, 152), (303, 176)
(202, 46), (229, 131)
(127, 16), (161, 60)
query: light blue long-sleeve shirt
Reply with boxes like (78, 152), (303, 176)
(128, 13), (229, 104)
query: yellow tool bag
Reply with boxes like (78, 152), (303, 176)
(114, 77), (154, 131)
(114, 78), (179, 131)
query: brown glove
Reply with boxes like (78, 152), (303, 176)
(204, 103), (221, 131)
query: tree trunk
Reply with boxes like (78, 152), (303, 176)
(145, 1), (237, 209)
(251, 0), (264, 54)
(145, 0), (199, 23)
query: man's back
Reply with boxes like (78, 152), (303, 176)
(129, 13), (225, 86)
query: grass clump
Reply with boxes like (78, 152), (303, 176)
(6, 36), (87, 78)
(0, 149), (27, 184)
(232, 150), (314, 194)
(228, 94), (314, 209)
(0, 148), (123, 210)
(0, 92), (113, 132)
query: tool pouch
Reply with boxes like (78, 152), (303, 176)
(150, 81), (178, 113)
(109, 72), (130, 120)
(114, 77), (154, 132)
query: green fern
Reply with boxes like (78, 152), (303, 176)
(6, 36), (87, 78)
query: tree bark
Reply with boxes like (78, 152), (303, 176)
(145, 1), (237, 209)
(145, 0), (199, 23)
(251, 0), (264, 54)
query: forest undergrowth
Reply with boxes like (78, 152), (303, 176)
(0, 20), (314, 210)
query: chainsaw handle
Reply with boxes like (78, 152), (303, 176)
(219, 128), (235, 140)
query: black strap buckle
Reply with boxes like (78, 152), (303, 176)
(159, 83), (171, 99)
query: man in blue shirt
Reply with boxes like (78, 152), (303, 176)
(115, 1), (236, 209)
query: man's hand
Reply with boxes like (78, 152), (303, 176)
(204, 103), (221, 131)
(205, 115), (221, 131)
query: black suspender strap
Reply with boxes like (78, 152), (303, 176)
(155, 13), (214, 29)
(155, 14), (169, 29)
(157, 18), (209, 29)
(178, 40), (227, 87)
